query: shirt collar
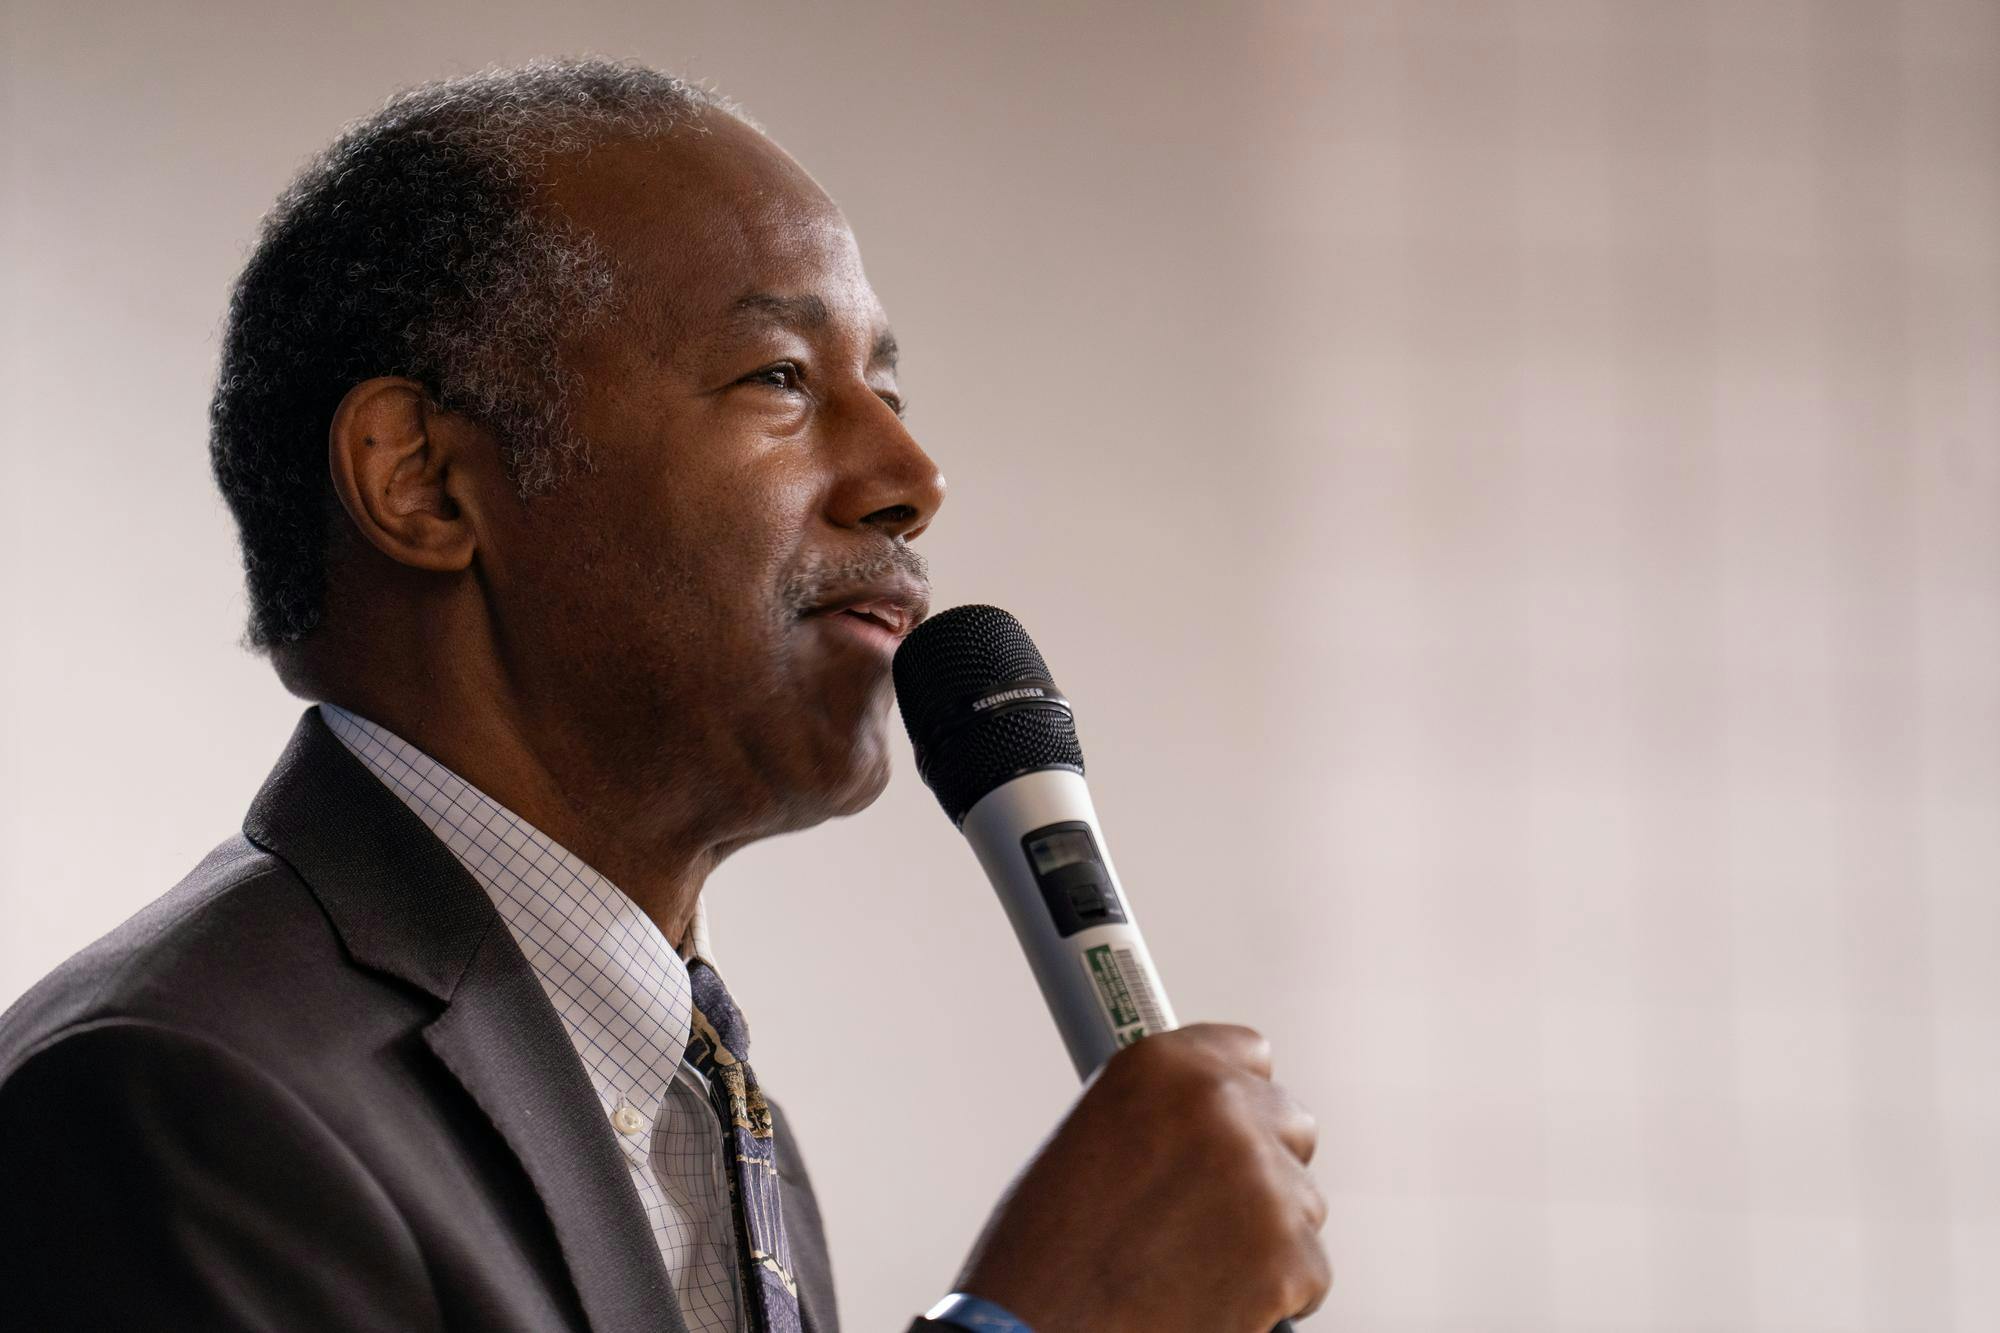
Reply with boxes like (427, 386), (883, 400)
(322, 704), (708, 1163)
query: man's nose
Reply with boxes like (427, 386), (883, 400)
(824, 390), (947, 543)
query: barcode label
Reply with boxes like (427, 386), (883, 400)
(1112, 946), (1171, 1035)
(1083, 942), (1172, 1047)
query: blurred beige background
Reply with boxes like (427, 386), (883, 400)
(3, 1), (1995, 1328)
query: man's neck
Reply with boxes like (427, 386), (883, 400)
(317, 689), (720, 949)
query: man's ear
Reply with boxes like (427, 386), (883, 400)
(327, 377), (479, 573)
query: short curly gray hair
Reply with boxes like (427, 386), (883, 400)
(209, 59), (740, 647)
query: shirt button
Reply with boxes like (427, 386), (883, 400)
(612, 1102), (643, 1135)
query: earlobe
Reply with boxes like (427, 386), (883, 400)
(328, 377), (478, 574)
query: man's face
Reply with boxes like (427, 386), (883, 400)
(470, 114), (944, 842)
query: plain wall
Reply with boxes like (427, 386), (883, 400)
(3, 2), (1995, 1329)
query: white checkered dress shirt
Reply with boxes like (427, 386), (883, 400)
(324, 705), (744, 1332)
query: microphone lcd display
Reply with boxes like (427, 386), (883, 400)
(1022, 821), (1128, 937)
(1025, 826), (1098, 874)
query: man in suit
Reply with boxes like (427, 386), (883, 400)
(0, 60), (1329, 1331)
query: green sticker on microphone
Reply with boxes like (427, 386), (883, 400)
(1084, 943), (1164, 1046)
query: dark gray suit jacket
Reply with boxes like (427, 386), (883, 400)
(0, 710), (865, 1332)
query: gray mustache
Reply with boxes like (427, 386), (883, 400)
(779, 545), (931, 617)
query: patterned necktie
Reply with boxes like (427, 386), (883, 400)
(684, 957), (802, 1333)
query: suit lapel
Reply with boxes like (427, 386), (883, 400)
(425, 925), (689, 1333)
(244, 709), (687, 1333)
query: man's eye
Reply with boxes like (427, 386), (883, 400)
(744, 362), (803, 392)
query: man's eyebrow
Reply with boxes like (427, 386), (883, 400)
(871, 330), (899, 373)
(729, 291), (831, 330)
(725, 291), (900, 373)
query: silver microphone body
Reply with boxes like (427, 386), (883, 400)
(958, 768), (1178, 1079)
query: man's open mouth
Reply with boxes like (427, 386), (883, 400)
(825, 599), (918, 637)
(800, 578), (930, 652)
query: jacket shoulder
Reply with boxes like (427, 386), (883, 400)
(0, 834), (343, 1077)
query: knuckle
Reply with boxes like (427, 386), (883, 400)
(1183, 1021), (1270, 1066)
(1126, 1034), (1230, 1099)
(1244, 1157), (1303, 1229)
(1219, 1023), (1274, 1075)
(1174, 1065), (1245, 1134)
(1210, 1070), (1273, 1134)
(1127, 1025), (1201, 1071)
(1297, 1238), (1336, 1316)
(1272, 1233), (1334, 1320)
(1243, 1027), (1274, 1067)
(1289, 1103), (1320, 1162)
(1099, 1029), (1176, 1090)
(1302, 1175), (1330, 1229)
(1176, 1086), (1270, 1181)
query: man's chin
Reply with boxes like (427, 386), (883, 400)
(821, 735), (894, 820)
(754, 722), (895, 838)
(808, 685), (898, 813)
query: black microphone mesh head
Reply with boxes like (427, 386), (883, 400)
(893, 604), (1085, 825)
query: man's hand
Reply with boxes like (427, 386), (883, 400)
(952, 1024), (1330, 1332)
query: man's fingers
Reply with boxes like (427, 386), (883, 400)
(1288, 1235), (1335, 1322)
(1298, 1168), (1329, 1231)
(1271, 1089), (1318, 1166)
(1172, 1022), (1273, 1080)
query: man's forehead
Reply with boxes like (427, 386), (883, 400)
(540, 121), (881, 333)
(541, 113), (824, 227)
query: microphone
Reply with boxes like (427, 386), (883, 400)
(893, 605), (1297, 1332)
(892, 603), (1175, 1078)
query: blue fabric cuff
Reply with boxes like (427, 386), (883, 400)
(923, 1291), (1036, 1332)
